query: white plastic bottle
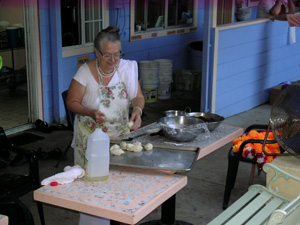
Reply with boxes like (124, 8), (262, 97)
(84, 128), (110, 181)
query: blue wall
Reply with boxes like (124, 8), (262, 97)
(214, 20), (300, 118)
(39, 0), (205, 123)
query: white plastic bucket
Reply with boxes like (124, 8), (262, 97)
(142, 82), (158, 103)
(139, 60), (159, 69)
(154, 59), (173, 67)
(158, 83), (172, 99)
(139, 60), (159, 83)
(155, 59), (173, 86)
(140, 68), (159, 82)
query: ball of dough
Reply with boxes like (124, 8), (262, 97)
(110, 144), (120, 152)
(126, 143), (134, 151)
(111, 148), (125, 156)
(127, 121), (134, 129)
(120, 141), (127, 150)
(132, 145), (143, 152)
(133, 141), (142, 147)
(144, 143), (153, 151)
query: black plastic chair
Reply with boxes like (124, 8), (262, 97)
(0, 127), (45, 225)
(55, 90), (75, 167)
(222, 124), (280, 209)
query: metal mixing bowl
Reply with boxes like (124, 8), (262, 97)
(186, 112), (224, 131)
(163, 110), (186, 117)
(158, 116), (207, 142)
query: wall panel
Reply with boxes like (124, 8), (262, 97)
(214, 21), (300, 118)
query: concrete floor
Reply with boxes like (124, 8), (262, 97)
(3, 91), (272, 225)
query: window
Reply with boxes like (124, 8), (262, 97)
(130, 0), (198, 41)
(61, 0), (109, 57)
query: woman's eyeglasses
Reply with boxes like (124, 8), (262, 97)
(99, 50), (124, 59)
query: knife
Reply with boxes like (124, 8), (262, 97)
(121, 132), (148, 141)
(121, 129), (163, 141)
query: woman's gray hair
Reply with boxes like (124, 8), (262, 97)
(94, 26), (121, 51)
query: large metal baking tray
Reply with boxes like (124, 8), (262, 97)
(109, 141), (200, 173)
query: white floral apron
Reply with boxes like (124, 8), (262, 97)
(74, 73), (130, 167)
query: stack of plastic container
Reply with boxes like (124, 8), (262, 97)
(139, 60), (159, 103)
(154, 59), (173, 99)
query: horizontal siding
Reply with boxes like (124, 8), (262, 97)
(215, 21), (300, 118)
(217, 33), (287, 65)
(218, 21), (286, 48)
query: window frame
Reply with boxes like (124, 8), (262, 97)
(62, 0), (109, 58)
(130, 0), (198, 41)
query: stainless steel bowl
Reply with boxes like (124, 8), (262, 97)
(163, 110), (186, 117)
(186, 112), (224, 131)
(158, 116), (206, 142)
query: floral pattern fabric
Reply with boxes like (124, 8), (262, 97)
(74, 80), (130, 167)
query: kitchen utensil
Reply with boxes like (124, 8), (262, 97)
(110, 143), (200, 172)
(121, 129), (162, 141)
(121, 132), (148, 141)
(158, 116), (208, 142)
(163, 110), (186, 117)
(163, 107), (191, 117)
(186, 112), (224, 131)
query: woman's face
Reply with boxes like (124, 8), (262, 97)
(97, 41), (121, 70)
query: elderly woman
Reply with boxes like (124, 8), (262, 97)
(67, 26), (145, 224)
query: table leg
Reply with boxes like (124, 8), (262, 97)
(36, 201), (45, 225)
(140, 195), (193, 225)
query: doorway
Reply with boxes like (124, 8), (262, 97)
(0, 0), (42, 134)
(0, 1), (29, 131)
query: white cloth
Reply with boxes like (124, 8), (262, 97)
(257, 0), (290, 18)
(41, 165), (85, 185)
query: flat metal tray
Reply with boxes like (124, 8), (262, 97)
(110, 141), (200, 173)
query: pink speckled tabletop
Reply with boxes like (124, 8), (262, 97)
(0, 215), (8, 225)
(34, 166), (187, 224)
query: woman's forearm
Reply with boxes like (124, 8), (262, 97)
(288, 0), (296, 14)
(131, 84), (145, 115)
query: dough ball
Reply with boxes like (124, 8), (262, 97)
(111, 148), (125, 156)
(126, 143), (134, 151)
(127, 121), (134, 129)
(133, 141), (142, 147)
(120, 141), (127, 150)
(110, 144), (120, 151)
(144, 143), (153, 151)
(132, 145), (143, 152)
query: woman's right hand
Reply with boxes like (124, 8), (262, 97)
(91, 109), (106, 124)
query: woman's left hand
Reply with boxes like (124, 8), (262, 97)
(129, 110), (142, 131)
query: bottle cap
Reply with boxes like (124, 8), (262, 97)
(50, 181), (58, 186)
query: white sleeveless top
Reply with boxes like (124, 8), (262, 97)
(73, 59), (139, 108)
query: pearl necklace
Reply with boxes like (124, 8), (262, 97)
(96, 60), (117, 82)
